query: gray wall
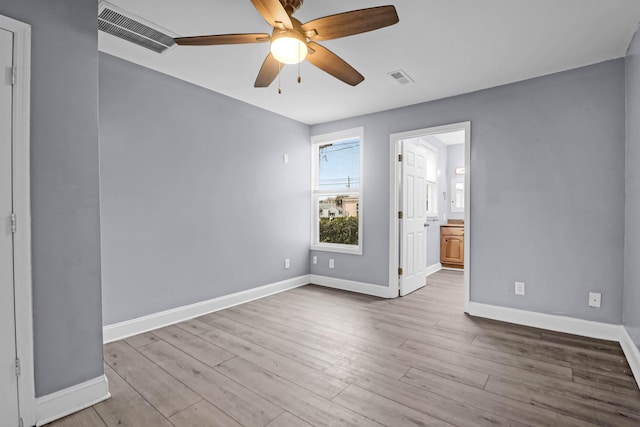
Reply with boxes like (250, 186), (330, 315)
(624, 28), (640, 346)
(446, 143), (465, 221)
(0, 0), (104, 396)
(99, 54), (310, 325)
(311, 59), (625, 324)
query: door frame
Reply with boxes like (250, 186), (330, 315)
(389, 121), (471, 311)
(1, 13), (34, 427)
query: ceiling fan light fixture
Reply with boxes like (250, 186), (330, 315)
(270, 31), (307, 64)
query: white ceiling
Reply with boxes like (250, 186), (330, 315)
(433, 130), (465, 146)
(99, 0), (640, 125)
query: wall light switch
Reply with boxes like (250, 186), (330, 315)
(515, 281), (525, 296)
(283, 154), (289, 164)
(312, 256), (317, 264)
(588, 292), (601, 308)
(284, 258), (290, 269)
(329, 259), (334, 269)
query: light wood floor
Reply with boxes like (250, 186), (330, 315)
(48, 270), (640, 427)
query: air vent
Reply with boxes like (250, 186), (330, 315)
(98, 1), (177, 54)
(387, 69), (414, 85)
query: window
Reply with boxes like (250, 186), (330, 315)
(311, 127), (363, 254)
(425, 144), (438, 217)
(451, 177), (465, 212)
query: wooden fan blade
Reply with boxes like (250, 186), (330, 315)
(254, 53), (281, 87)
(301, 5), (399, 41)
(174, 33), (270, 46)
(306, 42), (364, 86)
(251, 0), (293, 29)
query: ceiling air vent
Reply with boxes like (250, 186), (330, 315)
(387, 69), (414, 85)
(98, 1), (177, 54)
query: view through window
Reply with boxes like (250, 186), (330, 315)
(311, 128), (363, 253)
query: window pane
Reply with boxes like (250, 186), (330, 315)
(318, 139), (360, 190)
(455, 182), (464, 209)
(425, 148), (437, 182)
(426, 181), (437, 216)
(318, 195), (359, 245)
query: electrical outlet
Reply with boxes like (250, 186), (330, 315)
(329, 259), (335, 269)
(515, 281), (525, 296)
(284, 258), (290, 269)
(312, 256), (317, 264)
(588, 292), (601, 308)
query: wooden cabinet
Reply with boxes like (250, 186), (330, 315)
(440, 223), (464, 269)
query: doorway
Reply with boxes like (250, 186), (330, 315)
(0, 13), (34, 427)
(389, 122), (470, 310)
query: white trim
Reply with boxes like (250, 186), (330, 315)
(389, 121), (471, 311)
(310, 239), (362, 255)
(620, 328), (640, 390)
(310, 127), (364, 255)
(35, 375), (110, 426)
(103, 275), (309, 343)
(468, 302), (640, 390)
(463, 122), (471, 312)
(467, 302), (622, 340)
(425, 263), (442, 277)
(0, 13), (34, 427)
(388, 135), (401, 297)
(309, 274), (396, 298)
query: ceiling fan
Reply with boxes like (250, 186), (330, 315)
(174, 0), (399, 89)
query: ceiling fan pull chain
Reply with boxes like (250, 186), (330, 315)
(278, 61), (282, 94)
(298, 48), (301, 83)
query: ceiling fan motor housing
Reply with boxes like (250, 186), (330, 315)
(280, 0), (303, 14)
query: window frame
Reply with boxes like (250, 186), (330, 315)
(423, 142), (439, 218)
(310, 127), (364, 255)
(451, 176), (465, 213)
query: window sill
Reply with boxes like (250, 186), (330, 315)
(310, 243), (362, 255)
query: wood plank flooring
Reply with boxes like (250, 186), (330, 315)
(47, 270), (640, 427)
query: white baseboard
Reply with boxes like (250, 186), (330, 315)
(425, 263), (442, 277)
(468, 302), (640, 391)
(309, 274), (395, 298)
(35, 375), (110, 426)
(103, 275), (309, 343)
(467, 302), (622, 341)
(620, 328), (640, 389)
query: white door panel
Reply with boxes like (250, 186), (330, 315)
(400, 141), (428, 296)
(0, 27), (20, 426)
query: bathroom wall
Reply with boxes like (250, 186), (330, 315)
(446, 143), (466, 221)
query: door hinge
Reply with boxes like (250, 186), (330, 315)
(10, 212), (16, 233)
(11, 66), (16, 85)
(398, 267), (403, 276)
(18, 417), (23, 427)
(398, 154), (403, 162)
(398, 211), (403, 219)
(15, 358), (20, 378)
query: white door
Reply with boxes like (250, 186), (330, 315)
(399, 141), (427, 296)
(0, 27), (20, 426)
